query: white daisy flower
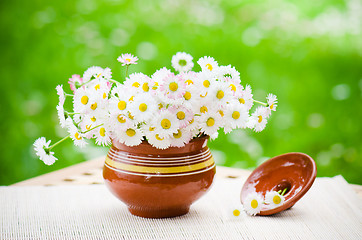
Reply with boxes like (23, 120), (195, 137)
(169, 105), (194, 128)
(197, 56), (218, 72)
(243, 192), (263, 216)
(159, 73), (187, 103)
(266, 93), (278, 116)
(124, 72), (150, 93)
(199, 111), (222, 137)
(151, 67), (172, 90)
(223, 101), (249, 133)
(73, 87), (93, 114)
(56, 85), (66, 105)
(171, 52), (194, 72)
(68, 74), (83, 93)
(235, 84), (254, 110)
(265, 191), (285, 209)
(117, 127), (143, 146)
(83, 66), (112, 83)
(66, 118), (87, 148)
(79, 114), (102, 139)
(249, 106), (269, 132)
(180, 71), (198, 86)
(195, 71), (217, 97)
(94, 126), (111, 146)
(109, 86), (133, 114)
(146, 131), (171, 149)
(33, 137), (57, 165)
(169, 128), (193, 147)
(128, 93), (158, 123)
(152, 110), (180, 138)
(184, 116), (201, 133)
(208, 81), (234, 107)
(58, 105), (70, 130)
(117, 53), (138, 66)
(191, 97), (213, 115)
(217, 65), (241, 83)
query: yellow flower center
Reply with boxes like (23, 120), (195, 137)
(81, 96), (89, 105)
(239, 98), (245, 104)
(158, 103), (164, 109)
(273, 195), (281, 205)
(232, 209), (240, 216)
(132, 82), (140, 88)
(173, 130), (182, 139)
(232, 111), (240, 120)
(129, 96), (134, 101)
(126, 129), (136, 137)
(270, 104), (274, 109)
(99, 127), (105, 137)
(216, 90), (224, 99)
(189, 118), (194, 124)
(203, 80), (210, 88)
(149, 127), (155, 131)
(206, 118), (215, 127)
(169, 82), (178, 92)
(118, 101), (127, 110)
(74, 132), (82, 140)
(200, 92), (208, 98)
(184, 91), (191, 100)
(251, 199), (258, 209)
(177, 111), (185, 120)
(117, 114), (126, 123)
(103, 93), (107, 99)
(200, 106), (208, 113)
(90, 103), (97, 110)
(139, 103), (148, 112)
(161, 119), (171, 129)
(96, 73), (102, 78)
(185, 79), (194, 85)
(90, 117), (96, 122)
(94, 84), (100, 90)
(258, 116), (263, 123)
(126, 58), (131, 62)
(230, 84), (236, 92)
(142, 82), (149, 92)
(218, 110), (224, 117)
(206, 63), (213, 71)
(155, 134), (164, 141)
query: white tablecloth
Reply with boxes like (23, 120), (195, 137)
(1, 176), (361, 239)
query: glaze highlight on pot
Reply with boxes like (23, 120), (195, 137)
(103, 136), (216, 218)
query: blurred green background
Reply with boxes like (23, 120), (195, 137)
(1, 0), (361, 185)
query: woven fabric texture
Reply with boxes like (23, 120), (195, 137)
(1, 176), (361, 239)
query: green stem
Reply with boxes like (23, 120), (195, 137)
(253, 99), (268, 107)
(65, 93), (74, 97)
(108, 79), (120, 85)
(281, 188), (287, 196)
(125, 65), (129, 78)
(48, 135), (70, 151)
(81, 124), (104, 134)
(65, 112), (80, 116)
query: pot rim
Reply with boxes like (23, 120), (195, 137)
(111, 135), (210, 155)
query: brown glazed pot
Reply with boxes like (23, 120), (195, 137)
(103, 136), (216, 218)
(241, 152), (317, 215)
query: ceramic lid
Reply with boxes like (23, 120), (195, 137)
(240, 152), (317, 215)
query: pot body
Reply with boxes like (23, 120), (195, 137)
(103, 136), (216, 218)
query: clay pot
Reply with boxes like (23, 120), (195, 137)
(241, 152), (317, 215)
(103, 136), (216, 218)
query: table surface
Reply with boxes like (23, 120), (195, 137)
(12, 156), (362, 199)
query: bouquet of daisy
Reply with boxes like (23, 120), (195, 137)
(34, 52), (277, 165)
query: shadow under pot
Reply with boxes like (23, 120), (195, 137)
(103, 136), (216, 218)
